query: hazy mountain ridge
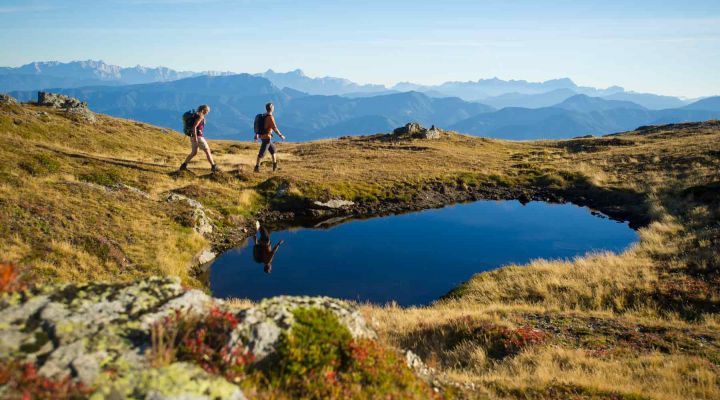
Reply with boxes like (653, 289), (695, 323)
(10, 74), (720, 141)
(5, 60), (719, 141)
(0, 60), (699, 111)
(0, 60), (233, 91)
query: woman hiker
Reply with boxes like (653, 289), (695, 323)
(179, 104), (219, 173)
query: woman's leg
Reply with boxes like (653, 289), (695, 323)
(199, 138), (216, 166)
(183, 139), (199, 165)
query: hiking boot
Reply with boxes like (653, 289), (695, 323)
(179, 162), (188, 171)
(273, 161), (278, 172)
(253, 165), (260, 173)
(211, 164), (219, 173)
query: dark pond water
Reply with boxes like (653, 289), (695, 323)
(209, 201), (637, 306)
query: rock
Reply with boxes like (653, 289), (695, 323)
(0, 277), (199, 384)
(195, 248), (217, 265)
(274, 181), (291, 198)
(0, 93), (19, 105)
(393, 122), (424, 135)
(405, 350), (435, 379)
(166, 193), (213, 236)
(392, 122), (442, 139)
(230, 296), (376, 364)
(312, 199), (355, 209)
(37, 91), (96, 123)
(37, 92), (87, 109)
(90, 362), (246, 400)
(112, 183), (151, 199)
(421, 127), (442, 140)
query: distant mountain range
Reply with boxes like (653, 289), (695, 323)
(450, 94), (720, 140)
(0, 60), (232, 91)
(11, 75), (493, 141)
(4, 60), (720, 141)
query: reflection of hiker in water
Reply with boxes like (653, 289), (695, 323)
(253, 224), (284, 273)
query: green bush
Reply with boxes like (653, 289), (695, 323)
(275, 307), (353, 378)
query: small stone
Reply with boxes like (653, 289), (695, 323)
(312, 199), (355, 209)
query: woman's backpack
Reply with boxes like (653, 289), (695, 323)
(182, 110), (198, 136)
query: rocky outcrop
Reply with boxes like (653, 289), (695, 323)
(230, 296), (376, 363)
(166, 193), (213, 236)
(392, 122), (443, 139)
(0, 93), (19, 105)
(37, 92), (88, 109)
(36, 92), (96, 123)
(0, 278), (376, 398)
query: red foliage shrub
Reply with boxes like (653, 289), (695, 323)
(0, 361), (92, 400)
(150, 307), (254, 383)
(0, 263), (22, 293)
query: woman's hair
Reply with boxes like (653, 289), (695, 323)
(197, 104), (210, 113)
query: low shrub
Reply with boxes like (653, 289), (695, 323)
(0, 361), (92, 400)
(148, 307), (254, 383)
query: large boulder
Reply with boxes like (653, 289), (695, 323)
(392, 122), (443, 140)
(36, 91), (97, 123)
(0, 93), (19, 105)
(0, 277), (213, 386)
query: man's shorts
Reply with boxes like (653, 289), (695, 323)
(258, 139), (276, 158)
(191, 136), (209, 151)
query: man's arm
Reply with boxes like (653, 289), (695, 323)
(269, 115), (286, 141)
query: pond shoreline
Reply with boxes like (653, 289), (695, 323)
(202, 180), (650, 292)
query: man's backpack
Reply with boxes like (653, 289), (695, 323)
(253, 113), (266, 136)
(182, 110), (197, 136)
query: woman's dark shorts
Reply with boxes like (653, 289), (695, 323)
(258, 139), (276, 157)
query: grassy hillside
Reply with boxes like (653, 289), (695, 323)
(1, 100), (719, 399)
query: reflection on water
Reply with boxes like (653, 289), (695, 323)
(210, 201), (638, 306)
(252, 226), (284, 274)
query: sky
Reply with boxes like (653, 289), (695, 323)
(1, 0), (719, 98)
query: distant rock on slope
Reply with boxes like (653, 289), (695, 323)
(36, 91), (96, 123)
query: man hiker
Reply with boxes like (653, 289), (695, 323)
(254, 102), (286, 172)
(252, 222), (284, 274)
(179, 104), (219, 173)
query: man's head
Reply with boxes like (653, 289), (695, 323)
(265, 102), (274, 113)
(264, 263), (272, 274)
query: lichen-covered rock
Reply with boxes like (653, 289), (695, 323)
(166, 193), (213, 236)
(230, 296), (376, 363)
(89, 362), (246, 400)
(0, 277), (211, 385)
(0, 279), (376, 397)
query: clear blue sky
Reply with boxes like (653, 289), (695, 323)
(1, 0), (719, 98)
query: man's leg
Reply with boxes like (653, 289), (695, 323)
(255, 140), (268, 172)
(269, 142), (278, 171)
